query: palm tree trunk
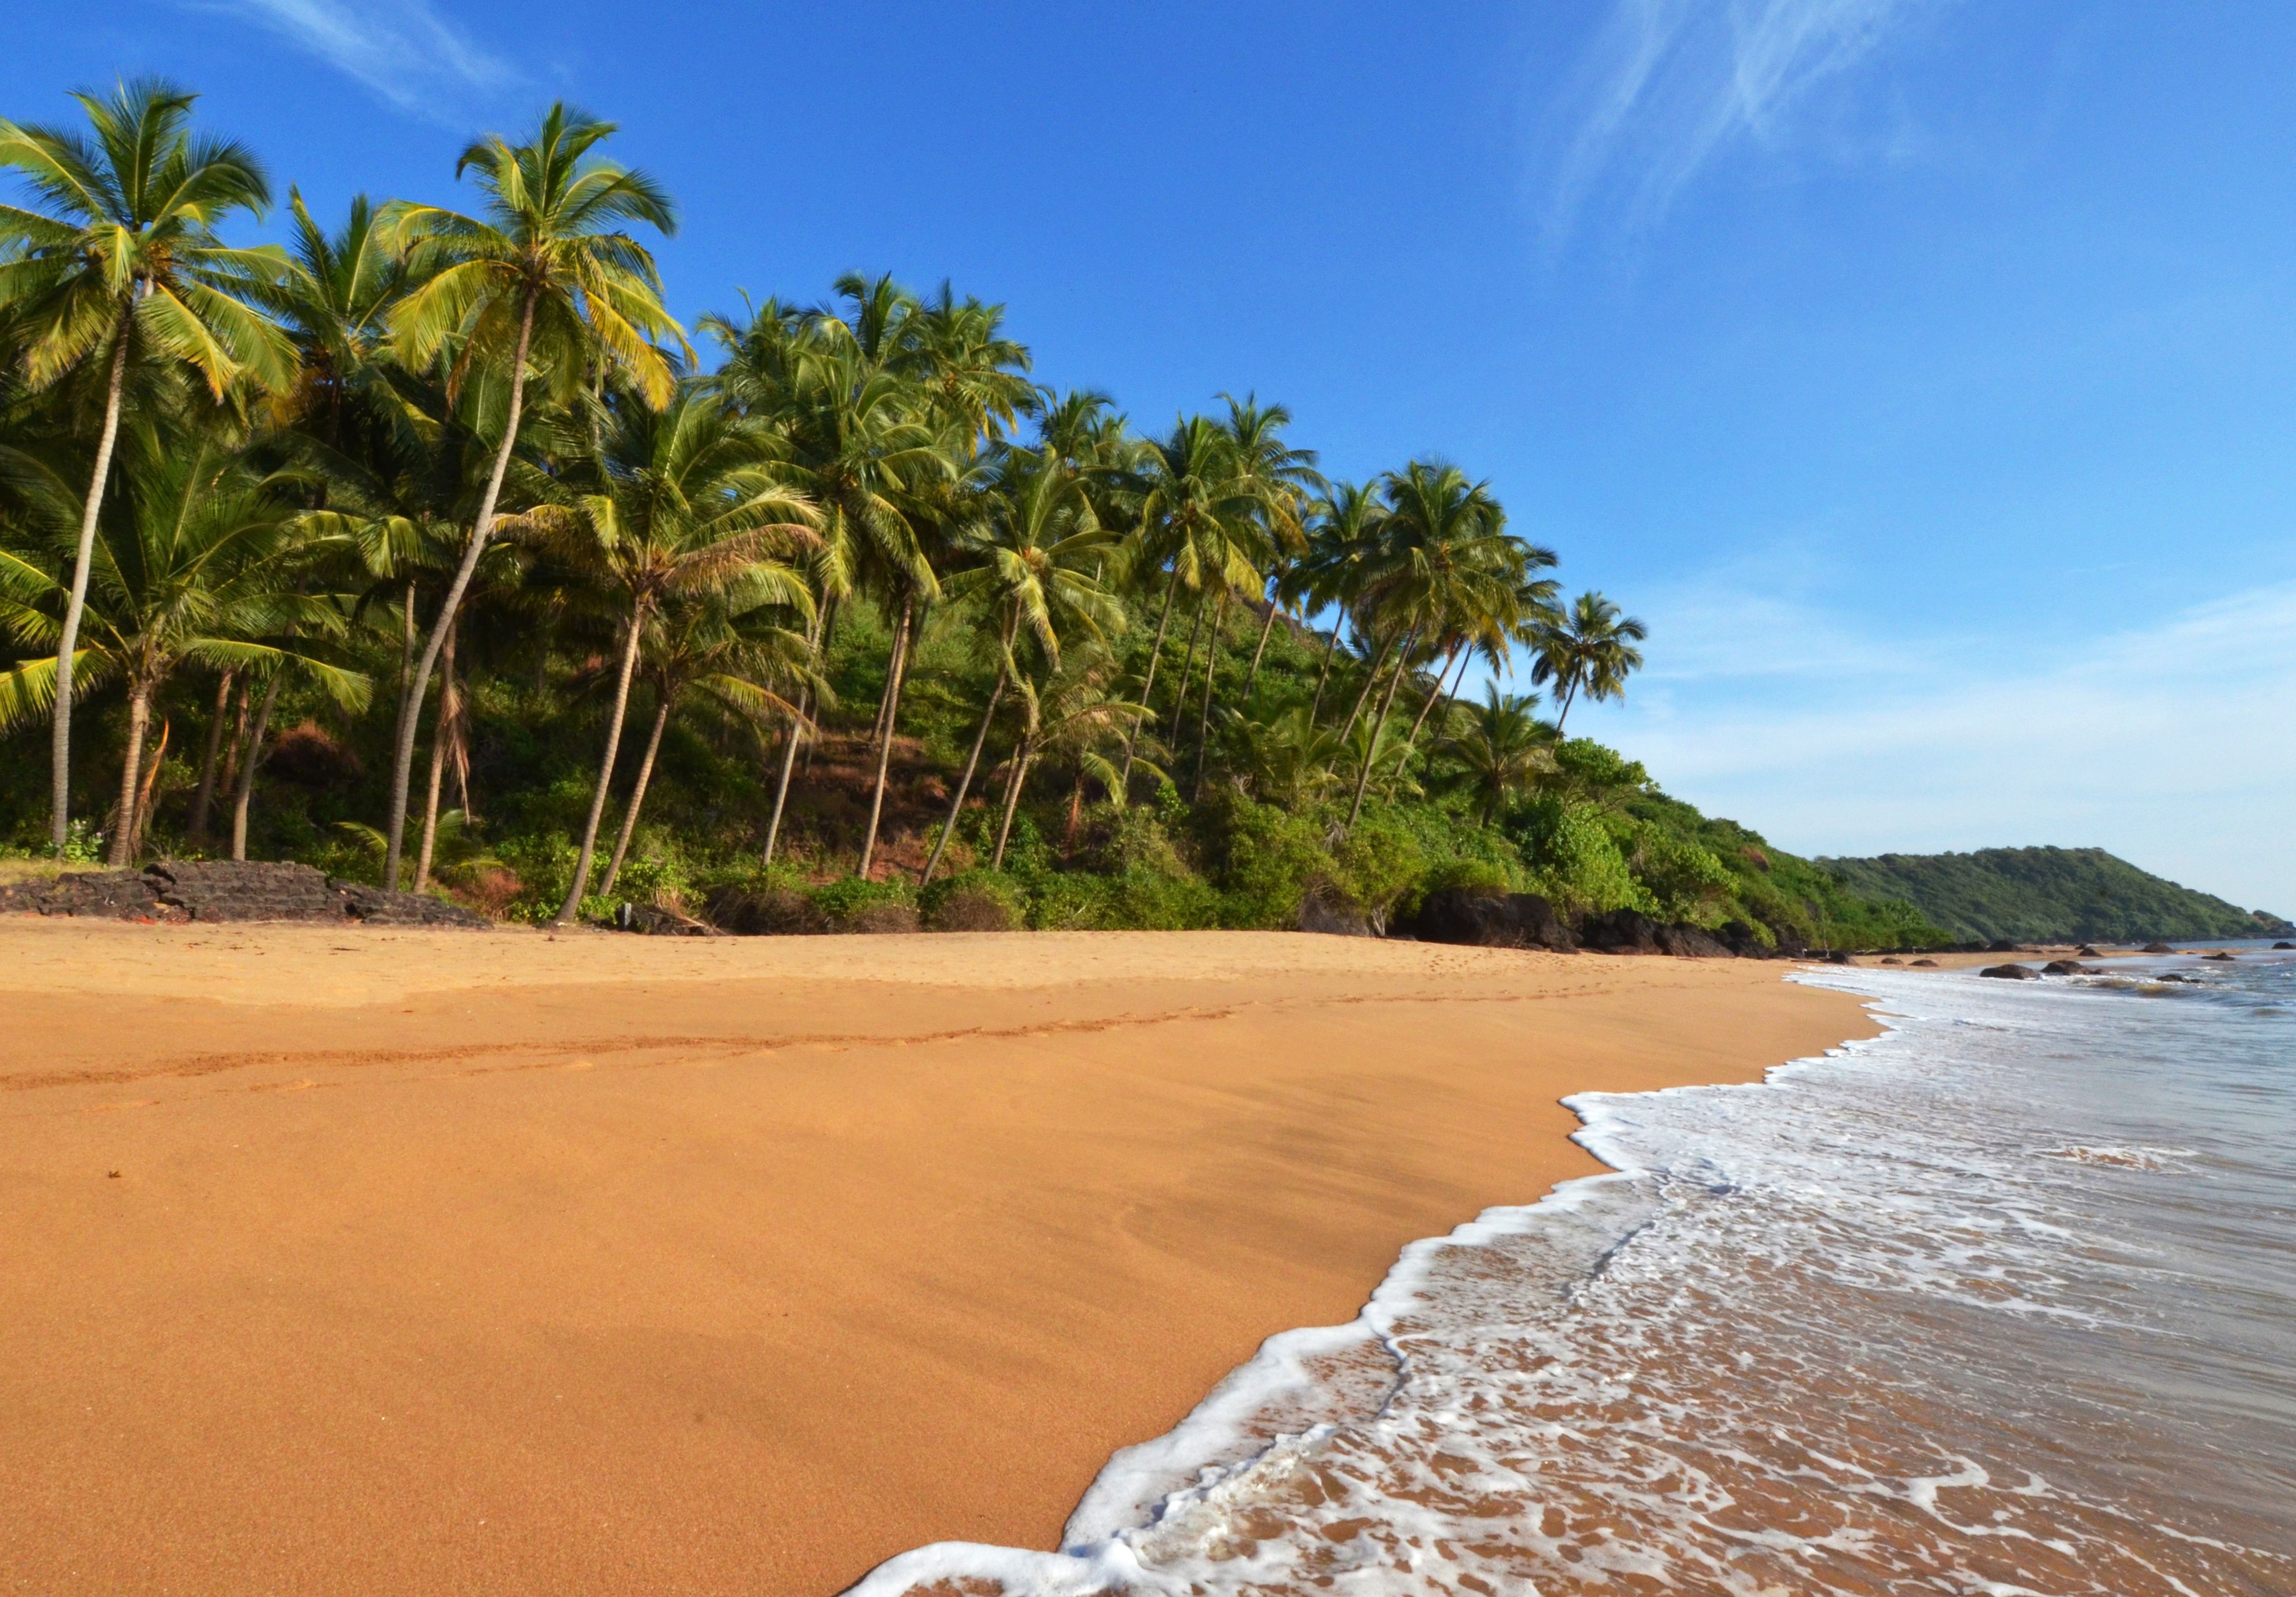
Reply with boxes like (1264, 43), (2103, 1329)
(128, 718), (169, 862)
(415, 616), (458, 894)
(1307, 621), (1342, 726)
(867, 603), (909, 755)
(762, 689), (806, 868)
(105, 682), (153, 867)
(922, 653), (1009, 884)
(1391, 645), (1468, 799)
(1191, 588), (1228, 797)
(1167, 589), (1208, 744)
(857, 595), (913, 879)
(1344, 626), (1417, 830)
(396, 582), (416, 715)
(599, 684), (672, 900)
(556, 604), (647, 923)
(188, 670), (235, 848)
(1241, 596), (1280, 705)
(1553, 673), (1580, 734)
(231, 674), (284, 862)
(50, 306), (133, 852)
(384, 288), (536, 889)
(220, 678), (249, 802)
(1118, 566), (1180, 793)
(1338, 635), (1394, 746)
(992, 740), (1035, 870)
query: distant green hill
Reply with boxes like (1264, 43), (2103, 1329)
(1815, 847), (2292, 944)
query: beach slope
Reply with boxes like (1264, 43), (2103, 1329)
(0, 921), (1873, 1595)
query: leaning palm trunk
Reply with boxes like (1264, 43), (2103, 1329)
(383, 290), (536, 889)
(556, 605), (647, 923)
(992, 739), (1035, 870)
(856, 596), (914, 879)
(1338, 635), (1394, 746)
(762, 689), (806, 867)
(1307, 623), (1342, 726)
(188, 671), (235, 847)
(231, 673), (285, 862)
(128, 719), (170, 860)
(1344, 626), (1418, 830)
(1241, 597), (1280, 705)
(1167, 589), (1208, 745)
(49, 313), (133, 851)
(921, 647), (1011, 885)
(414, 616), (459, 893)
(599, 686), (672, 900)
(1192, 589), (1228, 797)
(1118, 566), (1182, 793)
(1390, 646), (1468, 799)
(106, 682), (155, 866)
(1553, 674), (1581, 733)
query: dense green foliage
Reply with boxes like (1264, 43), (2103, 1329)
(1819, 847), (2292, 944)
(0, 82), (1958, 951)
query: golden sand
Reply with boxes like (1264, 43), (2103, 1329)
(0, 919), (1875, 1595)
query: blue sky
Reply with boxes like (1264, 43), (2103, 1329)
(8, 1), (2293, 911)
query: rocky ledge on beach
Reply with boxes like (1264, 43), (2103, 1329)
(0, 860), (488, 928)
(1387, 887), (1798, 959)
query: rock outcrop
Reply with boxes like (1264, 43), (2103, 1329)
(0, 861), (487, 927)
(1980, 963), (2039, 979)
(2142, 942), (2173, 953)
(1399, 889), (1575, 951)
(2041, 959), (2093, 975)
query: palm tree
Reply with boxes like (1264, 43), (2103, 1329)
(261, 189), (404, 452)
(1343, 460), (1514, 828)
(0, 78), (295, 849)
(376, 102), (682, 888)
(499, 385), (814, 921)
(1442, 686), (1557, 824)
(0, 421), (365, 862)
(1298, 481), (1382, 727)
(921, 435), (1119, 883)
(1531, 590), (1648, 732)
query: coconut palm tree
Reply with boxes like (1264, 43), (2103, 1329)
(1442, 685), (1558, 825)
(1531, 590), (1649, 732)
(375, 101), (683, 888)
(921, 436), (1120, 883)
(1343, 460), (1513, 828)
(1298, 481), (1383, 727)
(497, 384), (814, 921)
(261, 190), (404, 451)
(0, 78), (295, 848)
(0, 420), (364, 862)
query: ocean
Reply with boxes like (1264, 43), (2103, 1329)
(854, 947), (2296, 1596)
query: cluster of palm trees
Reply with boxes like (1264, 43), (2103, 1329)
(0, 81), (1650, 918)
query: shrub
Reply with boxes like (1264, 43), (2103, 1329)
(1629, 825), (1735, 925)
(1329, 813), (1427, 933)
(1516, 796), (1647, 916)
(808, 875), (918, 933)
(1208, 797), (1333, 929)
(922, 868), (1026, 932)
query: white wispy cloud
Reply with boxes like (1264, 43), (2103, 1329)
(1550, 0), (1945, 233)
(1575, 577), (2296, 912)
(211, 0), (514, 119)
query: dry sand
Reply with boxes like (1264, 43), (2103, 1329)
(0, 919), (1877, 1596)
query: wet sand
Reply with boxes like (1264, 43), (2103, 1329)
(0, 919), (1876, 1596)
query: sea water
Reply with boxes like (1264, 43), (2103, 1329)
(854, 950), (2296, 1596)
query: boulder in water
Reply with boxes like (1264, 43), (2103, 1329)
(2204, 951), (2237, 962)
(2142, 942), (2173, 954)
(1980, 963), (2040, 980)
(2042, 959), (2093, 976)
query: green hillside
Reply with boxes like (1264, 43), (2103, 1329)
(1816, 847), (2291, 944)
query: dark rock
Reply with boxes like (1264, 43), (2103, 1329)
(1880, 956), (1903, 965)
(2142, 942), (2173, 954)
(1980, 963), (2039, 979)
(1575, 908), (1659, 954)
(0, 869), (170, 919)
(2042, 959), (2093, 976)
(1988, 939), (2018, 953)
(1715, 921), (1777, 959)
(331, 881), (489, 928)
(1297, 889), (1370, 938)
(1658, 924), (1733, 958)
(2076, 945), (2101, 957)
(2275, 941), (2295, 950)
(2204, 951), (2237, 962)
(150, 860), (336, 921)
(1403, 889), (1575, 951)
(1910, 958), (1939, 968)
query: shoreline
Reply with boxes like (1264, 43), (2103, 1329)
(1, 920), (1877, 1596)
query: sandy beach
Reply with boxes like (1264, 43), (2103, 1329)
(0, 919), (1875, 1596)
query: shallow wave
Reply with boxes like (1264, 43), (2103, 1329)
(851, 959), (2296, 1597)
